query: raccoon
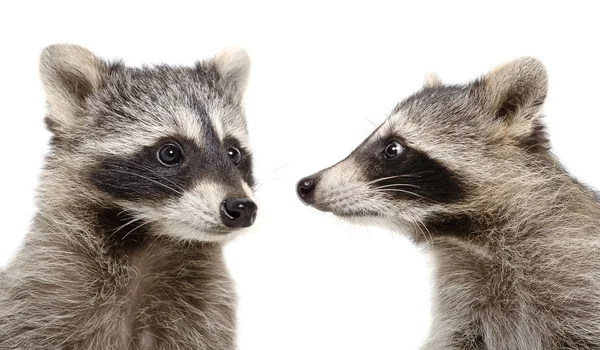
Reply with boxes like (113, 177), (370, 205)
(0, 45), (257, 349)
(297, 58), (600, 349)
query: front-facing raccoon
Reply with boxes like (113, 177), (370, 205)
(297, 58), (600, 349)
(0, 45), (256, 349)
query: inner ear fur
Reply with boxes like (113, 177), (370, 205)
(39, 44), (107, 134)
(480, 57), (548, 123)
(213, 47), (251, 101)
(475, 57), (550, 152)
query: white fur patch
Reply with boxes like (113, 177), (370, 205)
(206, 102), (225, 141)
(128, 181), (243, 243)
(214, 47), (251, 94)
(241, 181), (255, 200)
(85, 105), (206, 156)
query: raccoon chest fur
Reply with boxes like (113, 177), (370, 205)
(0, 227), (237, 350)
(117, 251), (156, 349)
(297, 55), (600, 349)
(108, 238), (237, 350)
(426, 231), (600, 350)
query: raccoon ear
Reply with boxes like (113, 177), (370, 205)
(476, 57), (549, 152)
(39, 44), (107, 133)
(423, 72), (442, 88)
(214, 48), (251, 99)
(478, 57), (548, 123)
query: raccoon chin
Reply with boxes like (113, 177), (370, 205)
(158, 220), (243, 243)
(331, 210), (379, 218)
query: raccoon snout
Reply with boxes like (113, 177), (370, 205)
(220, 198), (258, 228)
(296, 176), (319, 206)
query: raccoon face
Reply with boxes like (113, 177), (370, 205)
(298, 58), (549, 241)
(39, 45), (256, 242)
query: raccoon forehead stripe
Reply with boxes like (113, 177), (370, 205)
(171, 106), (205, 145)
(207, 102), (226, 141)
(205, 102), (251, 150)
(86, 106), (207, 157)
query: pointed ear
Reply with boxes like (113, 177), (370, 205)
(476, 57), (549, 152)
(423, 72), (442, 88)
(213, 47), (251, 99)
(478, 57), (548, 122)
(39, 44), (107, 133)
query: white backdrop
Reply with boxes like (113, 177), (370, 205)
(1, 1), (599, 349)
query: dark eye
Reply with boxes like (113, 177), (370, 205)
(227, 146), (242, 165)
(157, 143), (183, 166)
(384, 141), (403, 159)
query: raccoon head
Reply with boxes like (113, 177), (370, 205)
(39, 44), (256, 243)
(297, 57), (549, 241)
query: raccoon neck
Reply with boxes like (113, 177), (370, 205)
(425, 163), (600, 242)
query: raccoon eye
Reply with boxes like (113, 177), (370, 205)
(384, 141), (403, 159)
(227, 146), (242, 165)
(157, 143), (183, 166)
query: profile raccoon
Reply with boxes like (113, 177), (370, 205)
(0, 45), (257, 349)
(297, 58), (600, 349)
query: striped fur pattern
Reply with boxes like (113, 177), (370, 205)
(300, 58), (600, 349)
(0, 45), (255, 349)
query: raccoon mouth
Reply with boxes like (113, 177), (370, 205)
(329, 208), (379, 218)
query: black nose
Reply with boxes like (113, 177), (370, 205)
(220, 198), (258, 228)
(297, 176), (318, 205)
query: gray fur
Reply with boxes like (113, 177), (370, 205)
(0, 45), (254, 349)
(302, 58), (600, 349)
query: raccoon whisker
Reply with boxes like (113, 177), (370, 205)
(126, 163), (185, 191)
(254, 164), (290, 187)
(115, 209), (129, 217)
(121, 220), (153, 241)
(105, 206), (136, 216)
(365, 172), (435, 186)
(414, 215), (434, 247)
(364, 116), (377, 128)
(109, 217), (143, 239)
(253, 177), (285, 192)
(375, 183), (423, 190)
(110, 170), (183, 195)
(375, 188), (438, 203)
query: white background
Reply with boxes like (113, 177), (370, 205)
(1, 1), (599, 349)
